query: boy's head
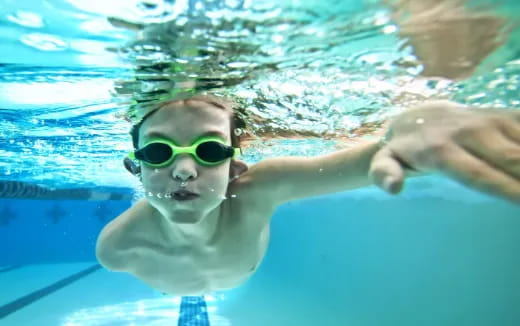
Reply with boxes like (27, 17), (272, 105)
(129, 94), (245, 151)
(125, 94), (248, 223)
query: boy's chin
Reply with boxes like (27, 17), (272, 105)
(167, 197), (222, 212)
(171, 213), (204, 224)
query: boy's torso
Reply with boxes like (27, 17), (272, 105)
(107, 182), (274, 296)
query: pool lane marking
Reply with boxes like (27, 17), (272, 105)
(0, 264), (101, 319)
(0, 265), (22, 274)
(178, 296), (210, 326)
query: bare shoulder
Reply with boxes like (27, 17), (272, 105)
(228, 161), (283, 208)
(97, 199), (151, 242)
(95, 199), (155, 270)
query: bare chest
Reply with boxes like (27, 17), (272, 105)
(130, 203), (272, 295)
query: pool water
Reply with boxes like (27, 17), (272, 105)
(1, 0), (520, 325)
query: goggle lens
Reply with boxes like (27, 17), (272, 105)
(136, 143), (172, 164)
(196, 141), (231, 163)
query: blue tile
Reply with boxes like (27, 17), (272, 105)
(178, 296), (210, 326)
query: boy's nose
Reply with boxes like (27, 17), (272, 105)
(171, 156), (198, 181)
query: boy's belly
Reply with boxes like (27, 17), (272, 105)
(145, 264), (256, 296)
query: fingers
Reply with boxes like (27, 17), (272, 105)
(369, 147), (405, 194)
(500, 119), (520, 144)
(508, 110), (520, 123)
(436, 144), (520, 204)
(459, 129), (520, 180)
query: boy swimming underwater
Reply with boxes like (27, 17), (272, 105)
(96, 94), (520, 296)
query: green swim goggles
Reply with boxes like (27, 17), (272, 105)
(128, 137), (241, 167)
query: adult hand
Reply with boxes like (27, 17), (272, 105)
(369, 100), (520, 204)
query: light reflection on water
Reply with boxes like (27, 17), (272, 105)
(61, 295), (232, 326)
(0, 0), (518, 188)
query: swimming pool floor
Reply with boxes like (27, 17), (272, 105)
(0, 263), (211, 325)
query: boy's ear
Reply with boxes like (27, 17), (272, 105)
(123, 157), (141, 177)
(229, 159), (248, 182)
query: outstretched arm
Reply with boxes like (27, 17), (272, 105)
(372, 101), (520, 202)
(243, 101), (520, 205)
(243, 139), (396, 203)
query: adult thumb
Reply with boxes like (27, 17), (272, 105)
(369, 147), (405, 194)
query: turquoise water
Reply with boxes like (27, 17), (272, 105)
(1, 0), (520, 325)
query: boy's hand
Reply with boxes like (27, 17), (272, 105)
(369, 100), (520, 203)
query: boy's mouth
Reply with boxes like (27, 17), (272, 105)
(171, 190), (199, 201)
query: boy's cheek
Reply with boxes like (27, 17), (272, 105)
(142, 166), (170, 178)
(140, 169), (171, 189)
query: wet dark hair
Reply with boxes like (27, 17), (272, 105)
(130, 94), (245, 150)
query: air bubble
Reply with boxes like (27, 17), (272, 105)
(234, 128), (243, 136)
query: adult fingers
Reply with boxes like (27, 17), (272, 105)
(507, 109), (520, 123)
(369, 147), (406, 194)
(500, 119), (520, 144)
(436, 144), (520, 204)
(460, 129), (520, 180)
